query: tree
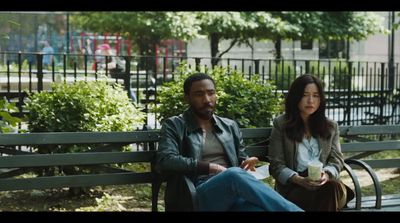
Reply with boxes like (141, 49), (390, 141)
(196, 12), (297, 66)
(0, 12), (66, 53)
(268, 11), (387, 60)
(71, 12), (200, 57)
(71, 11), (387, 66)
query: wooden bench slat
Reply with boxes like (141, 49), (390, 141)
(245, 146), (268, 159)
(0, 131), (160, 146)
(340, 125), (400, 135)
(0, 172), (153, 191)
(341, 140), (400, 153)
(347, 194), (400, 209)
(241, 128), (271, 138)
(360, 159), (400, 169)
(0, 151), (156, 168)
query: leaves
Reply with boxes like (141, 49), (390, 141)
(154, 64), (283, 128)
(26, 80), (146, 134)
(0, 97), (22, 133)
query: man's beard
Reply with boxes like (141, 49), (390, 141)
(193, 106), (214, 120)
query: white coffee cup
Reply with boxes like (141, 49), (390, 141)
(308, 160), (323, 181)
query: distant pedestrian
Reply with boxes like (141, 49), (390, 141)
(93, 44), (116, 71)
(41, 41), (54, 69)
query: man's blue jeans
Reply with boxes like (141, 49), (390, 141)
(195, 167), (303, 211)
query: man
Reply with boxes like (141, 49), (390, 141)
(155, 72), (302, 212)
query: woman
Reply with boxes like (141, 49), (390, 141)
(268, 74), (354, 211)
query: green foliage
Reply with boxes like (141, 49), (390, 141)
(26, 80), (145, 134)
(71, 12), (200, 56)
(25, 80), (146, 181)
(0, 97), (22, 133)
(71, 12), (385, 61)
(154, 64), (283, 128)
(307, 60), (351, 90)
(270, 12), (387, 41)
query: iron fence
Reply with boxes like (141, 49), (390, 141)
(0, 51), (399, 129)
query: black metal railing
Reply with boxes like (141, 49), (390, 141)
(0, 51), (399, 129)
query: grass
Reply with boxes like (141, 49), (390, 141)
(0, 184), (160, 211)
(361, 169), (400, 196)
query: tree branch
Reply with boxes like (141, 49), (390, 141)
(217, 39), (238, 58)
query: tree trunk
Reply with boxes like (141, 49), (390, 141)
(274, 38), (282, 62)
(137, 37), (157, 75)
(210, 33), (221, 68)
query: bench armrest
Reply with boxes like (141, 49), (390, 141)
(342, 162), (362, 210)
(344, 159), (382, 209)
(183, 175), (197, 211)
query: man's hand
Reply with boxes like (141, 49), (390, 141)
(240, 157), (259, 171)
(209, 163), (227, 174)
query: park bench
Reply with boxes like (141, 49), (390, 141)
(0, 125), (399, 211)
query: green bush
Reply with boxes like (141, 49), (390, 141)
(26, 80), (146, 141)
(0, 98), (22, 133)
(25, 80), (145, 192)
(154, 64), (283, 128)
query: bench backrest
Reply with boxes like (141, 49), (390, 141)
(242, 125), (400, 169)
(339, 125), (400, 169)
(0, 131), (160, 192)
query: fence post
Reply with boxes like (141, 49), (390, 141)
(346, 61), (352, 126)
(124, 56), (132, 100)
(195, 58), (201, 71)
(305, 60), (310, 74)
(388, 11), (395, 91)
(380, 63), (386, 125)
(36, 54), (43, 92)
(254, 59), (260, 75)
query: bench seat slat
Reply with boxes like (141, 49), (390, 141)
(0, 172), (152, 191)
(347, 194), (400, 209)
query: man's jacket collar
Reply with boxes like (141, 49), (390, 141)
(182, 108), (223, 134)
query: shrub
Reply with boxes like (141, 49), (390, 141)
(154, 64), (283, 128)
(0, 98), (22, 133)
(26, 80), (146, 145)
(25, 80), (146, 193)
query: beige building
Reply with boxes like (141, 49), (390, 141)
(187, 12), (399, 63)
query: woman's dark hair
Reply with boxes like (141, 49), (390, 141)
(183, 73), (216, 95)
(284, 74), (333, 142)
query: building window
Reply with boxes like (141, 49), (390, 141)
(301, 40), (313, 50)
(319, 39), (347, 59)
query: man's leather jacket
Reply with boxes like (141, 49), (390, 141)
(155, 108), (249, 211)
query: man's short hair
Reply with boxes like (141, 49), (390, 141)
(183, 73), (216, 95)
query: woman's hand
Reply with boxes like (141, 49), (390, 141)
(290, 171), (330, 191)
(240, 157), (259, 171)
